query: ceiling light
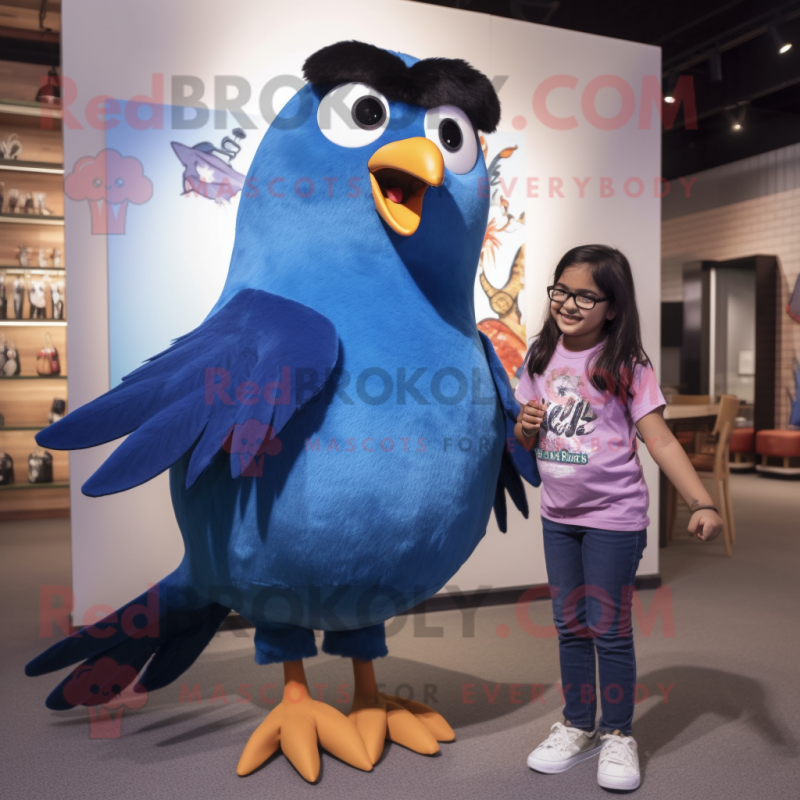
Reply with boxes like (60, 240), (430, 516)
(663, 73), (675, 103)
(725, 103), (747, 132)
(769, 24), (792, 54)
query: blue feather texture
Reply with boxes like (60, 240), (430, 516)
(25, 567), (230, 708)
(25, 43), (541, 706)
(479, 332), (540, 529)
(36, 289), (339, 495)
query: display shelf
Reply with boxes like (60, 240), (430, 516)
(0, 213), (64, 226)
(0, 481), (70, 491)
(0, 425), (48, 431)
(0, 320), (67, 327)
(0, 265), (65, 272)
(0, 374), (68, 379)
(0, 100), (63, 119)
(0, 159), (64, 175)
(0, 82), (68, 521)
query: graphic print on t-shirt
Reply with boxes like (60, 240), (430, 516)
(515, 338), (667, 529)
(536, 366), (598, 477)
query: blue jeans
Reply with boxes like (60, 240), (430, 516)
(541, 517), (647, 736)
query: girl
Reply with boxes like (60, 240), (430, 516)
(514, 244), (723, 791)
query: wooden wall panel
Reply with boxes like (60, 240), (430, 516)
(0, 111), (63, 164)
(0, 222), (63, 265)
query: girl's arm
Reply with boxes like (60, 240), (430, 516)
(636, 409), (724, 542)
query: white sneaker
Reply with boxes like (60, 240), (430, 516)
(597, 730), (640, 790)
(527, 721), (601, 774)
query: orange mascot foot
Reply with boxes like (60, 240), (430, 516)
(348, 658), (456, 765)
(237, 660), (372, 782)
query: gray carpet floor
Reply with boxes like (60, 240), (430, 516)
(2, 472), (799, 799)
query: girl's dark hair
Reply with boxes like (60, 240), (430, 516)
(525, 244), (650, 395)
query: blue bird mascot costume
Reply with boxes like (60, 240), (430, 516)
(26, 41), (540, 782)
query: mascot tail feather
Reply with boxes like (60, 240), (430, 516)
(25, 569), (230, 709)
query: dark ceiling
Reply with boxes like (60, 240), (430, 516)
(3, 0), (798, 178)
(411, 0), (800, 178)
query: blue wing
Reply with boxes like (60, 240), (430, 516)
(479, 332), (541, 532)
(36, 288), (339, 496)
(25, 567), (231, 707)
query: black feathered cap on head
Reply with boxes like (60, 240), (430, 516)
(303, 40), (501, 133)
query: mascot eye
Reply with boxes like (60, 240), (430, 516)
(352, 96), (385, 130)
(439, 119), (462, 152)
(317, 82), (390, 147)
(423, 105), (478, 175)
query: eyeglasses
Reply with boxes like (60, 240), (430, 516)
(547, 285), (609, 311)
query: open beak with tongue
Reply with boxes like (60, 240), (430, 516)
(368, 137), (445, 236)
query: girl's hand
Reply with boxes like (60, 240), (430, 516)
(688, 509), (724, 542)
(519, 401), (546, 438)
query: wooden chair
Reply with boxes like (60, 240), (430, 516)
(667, 394), (712, 452)
(667, 394), (712, 405)
(666, 394), (739, 556)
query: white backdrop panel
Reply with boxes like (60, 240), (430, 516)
(61, 0), (661, 619)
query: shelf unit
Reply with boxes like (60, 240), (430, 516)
(0, 101), (62, 119)
(0, 159), (64, 175)
(0, 264), (64, 271)
(0, 320), (67, 326)
(1, 97), (68, 521)
(0, 213), (64, 225)
(0, 481), (69, 491)
(2, 425), (55, 430)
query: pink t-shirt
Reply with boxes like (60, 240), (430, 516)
(514, 338), (665, 531)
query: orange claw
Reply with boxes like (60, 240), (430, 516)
(237, 660), (372, 782)
(348, 658), (455, 765)
(383, 693), (456, 742)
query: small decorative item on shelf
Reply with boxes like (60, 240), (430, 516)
(28, 448), (53, 483)
(28, 278), (46, 319)
(36, 67), (61, 105)
(0, 333), (6, 371)
(34, 192), (52, 216)
(0, 410), (4, 426)
(36, 332), (59, 376)
(0, 451), (14, 485)
(8, 188), (19, 213)
(0, 133), (23, 160)
(51, 248), (61, 268)
(2, 339), (20, 376)
(51, 280), (64, 319)
(38, 248), (48, 267)
(17, 245), (29, 267)
(48, 398), (66, 423)
(13, 277), (24, 318)
(0, 181), (4, 211)
(0, 273), (6, 319)
(23, 193), (35, 214)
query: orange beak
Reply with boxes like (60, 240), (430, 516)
(368, 137), (445, 236)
